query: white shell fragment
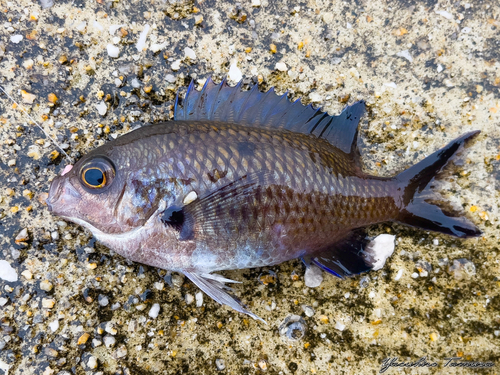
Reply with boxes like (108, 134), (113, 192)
(366, 234), (396, 271)
(0, 260), (18, 282)
(183, 191), (198, 205)
(394, 269), (404, 281)
(150, 41), (168, 53)
(136, 24), (150, 51)
(228, 61), (243, 82)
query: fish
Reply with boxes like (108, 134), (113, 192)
(45, 78), (481, 322)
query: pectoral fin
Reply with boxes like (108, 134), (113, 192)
(184, 271), (265, 323)
(302, 231), (396, 278)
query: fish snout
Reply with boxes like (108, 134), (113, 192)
(46, 176), (81, 213)
(46, 176), (62, 211)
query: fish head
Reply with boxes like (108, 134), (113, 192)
(46, 138), (197, 270)
(46, 153), (131, 235)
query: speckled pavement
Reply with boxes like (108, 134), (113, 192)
(0, 0), (499, 374)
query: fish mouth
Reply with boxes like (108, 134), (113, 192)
(46, 176), (81, 213)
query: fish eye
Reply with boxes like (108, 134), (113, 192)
(79, 157), (115, 192)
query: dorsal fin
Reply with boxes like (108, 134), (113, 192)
(174, 77), (365, 155)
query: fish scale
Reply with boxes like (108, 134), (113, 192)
(46, 78), (481, 321)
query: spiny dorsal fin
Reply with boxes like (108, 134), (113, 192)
(174, 77), (366, 155)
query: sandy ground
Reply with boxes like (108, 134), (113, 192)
(0, 0), (499, 374)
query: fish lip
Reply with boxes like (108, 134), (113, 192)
(46, 177), (81, 213)
(46, 177), (62, 211)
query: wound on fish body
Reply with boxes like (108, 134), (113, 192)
(40, 77), (480, 322)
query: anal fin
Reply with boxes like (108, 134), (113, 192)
(302, 231), (396, 278)
(184, 271), (265, 323)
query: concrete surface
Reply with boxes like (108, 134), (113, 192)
(0, 0), (499, 374)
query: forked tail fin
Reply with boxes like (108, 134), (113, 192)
(395, 131), (481, 238)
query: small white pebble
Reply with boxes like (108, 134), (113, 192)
(21, 270), (32, 280)
(98, 295), (109, 307)
(334, 321), (346, 331)
(49, 320), (59, 332)
(309, 92), (322, 103)
(302, 305), (314, 317)
(184, 47), (196, 60)
(251, 0), (261, 6)
(433, 238), (439, 246)
(103, 335), (116, 348)
(87, 356), (97, 369)
(461, 27), (471, 33)
(195, 291), (203, 307)
(106, 44), (120, 58)
(394, 269), (404, 281)
(275, 62), (287, 71)
(304, 265), (323, 288)
(0, 260), (18, 282)
(411, 272), (419, 279)
(95, 101), (107, 116)
(114, 345), (127, 359)
(75, 21), (87, 32)
(105, 322), (117, 335)
(42, 298), (55, 308)
(171, 59), (181, 71)
(111, 303), (121, 310)
(228, 60), (243, 81)
(40, 280), (53, 292)
(10, 35), (23, 43)
(148, 303), (160, 319)
(215, 358), (225, 370)
(165, 74), (176, 83)
(185, 293), (194, 305)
